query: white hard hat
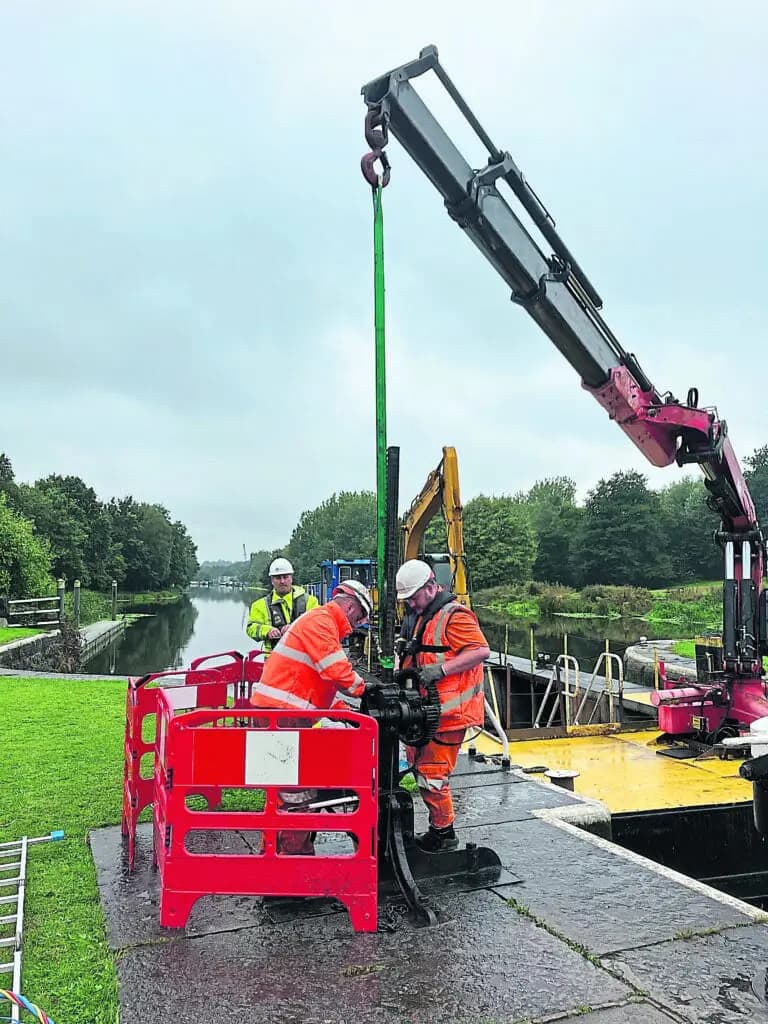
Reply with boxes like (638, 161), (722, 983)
(269, 557), (294, 576)
(396, 559), (433, 599)
(335, 579), (373, 617)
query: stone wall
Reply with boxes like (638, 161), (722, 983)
(624, 639), (698, 688)
(0, 631), (61, 670)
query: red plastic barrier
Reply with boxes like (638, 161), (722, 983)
(121, 652), (246, 869)
(152, 698), (378, 933)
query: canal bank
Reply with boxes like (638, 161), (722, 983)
(79, 587), (697, 680)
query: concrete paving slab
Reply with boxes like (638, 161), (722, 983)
(114, 890), (631, 1024)
(468, 818), (755, 956)
(91, 823), (276, 942)
(604, 924), (768, 1023)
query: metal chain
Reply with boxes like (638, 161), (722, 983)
(360, 105), (391, 187)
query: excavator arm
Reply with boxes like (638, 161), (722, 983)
(402, 446), (470, 608)
(362, 46), (767, 695)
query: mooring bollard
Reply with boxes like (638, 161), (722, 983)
(111, 579), (117, 621)
(73, 579), (81, 628)
(57, 578), (65, 623)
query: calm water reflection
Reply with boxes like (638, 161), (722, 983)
(86, 588), (694, 677)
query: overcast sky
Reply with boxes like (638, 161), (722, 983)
(2, 1), (766, 562)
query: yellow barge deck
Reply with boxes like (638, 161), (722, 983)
(468, 728), (752, 814)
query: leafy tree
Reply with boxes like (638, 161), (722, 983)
(245, 550), (272, 587)
(571, 471), (669, 587)
(745, 445), (768, 529)
(168, 520), (199, 587)
(462, 495), (537, 590)
(0, 494), (53, 597)
(526, 476), (583, 585)
(658, 478), (720, 583)
(17, 481), (90, 583)
(16, 474), (121, 587)
(286, 491), (376, 582)
(0, 453), (18, 508)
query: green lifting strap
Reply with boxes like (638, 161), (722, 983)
(372, 184), (391, 665)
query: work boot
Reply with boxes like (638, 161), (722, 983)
(415, 824), (459, 853)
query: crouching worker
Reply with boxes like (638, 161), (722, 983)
(250, 579), (375, 855)
(395, 559), (490, 853)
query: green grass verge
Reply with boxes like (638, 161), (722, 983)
(0, 627), (42, 645)
(671, 639), (768, 671)
(0, 676), (124, 1023)
(120, 590), (183, 607)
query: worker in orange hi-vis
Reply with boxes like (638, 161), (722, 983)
(250, 579), (376, 855)
(395, 559), (490, 853)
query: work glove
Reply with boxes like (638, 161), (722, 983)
(418, 663), (445, 684)
(363, 679), (383, 695)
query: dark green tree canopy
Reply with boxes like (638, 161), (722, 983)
(0, 494), (53, 598)
(462, 494), (537, 590)
(286, 491), (376, 582)
(745, 445), (768, 528)
(0, 451), (198, 596)
(570, 470), (669, 587)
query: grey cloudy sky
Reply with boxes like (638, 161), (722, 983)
(2, 1), (766, 561)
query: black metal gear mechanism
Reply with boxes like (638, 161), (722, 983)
(392, 667), (441, 747)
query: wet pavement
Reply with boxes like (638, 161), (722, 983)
(92, 754), (768, 1023)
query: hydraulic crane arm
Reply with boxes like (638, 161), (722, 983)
(362, 46), (767, 680)
(361, 46), (757, 534)
(402, 446), (470, 608)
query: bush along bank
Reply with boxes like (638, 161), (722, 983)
(474, 580), (724, 628)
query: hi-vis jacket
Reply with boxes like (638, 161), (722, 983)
(400, 596), (486, 731)
(246, 586), (318, 651)
(250, 601), (365, 711)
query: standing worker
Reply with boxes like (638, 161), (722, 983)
(246, 557), (318, 652)
(395, 558), (490, 853)
(250, 579), (375, 854)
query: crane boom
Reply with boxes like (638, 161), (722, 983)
(361, 46), (767, 705)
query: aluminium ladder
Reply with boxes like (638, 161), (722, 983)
(0, 831), (63, 1023)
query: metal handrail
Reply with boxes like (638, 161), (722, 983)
(572, 651), (624, 726)
(533, 654), (580, 728)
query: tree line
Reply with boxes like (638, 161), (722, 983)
(240, 445), (768, 593)
(0, 453), (199, 598)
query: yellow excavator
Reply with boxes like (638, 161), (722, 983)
(401, 446), (470, 609)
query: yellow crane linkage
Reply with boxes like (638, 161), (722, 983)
(401, 446), (470, 609)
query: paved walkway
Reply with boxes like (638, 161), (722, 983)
(93, 754), (768, 1023)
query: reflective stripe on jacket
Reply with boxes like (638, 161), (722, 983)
(245, 586), (318, 650)
(250, 601), (365, 711)
(404, 600), (485, 730)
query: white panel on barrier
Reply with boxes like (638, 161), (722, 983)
(245, 731), (300, 786)
(164, 685), (199, 711)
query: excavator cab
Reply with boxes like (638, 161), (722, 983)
(424, 553), (453, 591)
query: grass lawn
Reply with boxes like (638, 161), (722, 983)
(0, 627), (43, 645)
(671, 639), (768, 671)
(0, 676), (125, 1023)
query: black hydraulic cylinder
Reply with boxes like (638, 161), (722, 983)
(740, 579), (757, 663)
(723, 581), (738, 662)
(362, 48), (627, 389)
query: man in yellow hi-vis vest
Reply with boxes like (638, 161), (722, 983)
(246, 557), (318, 652)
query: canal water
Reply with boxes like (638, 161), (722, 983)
(85, 587), (693, 678)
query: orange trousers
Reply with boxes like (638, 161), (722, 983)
(406, 729), (465, 829)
